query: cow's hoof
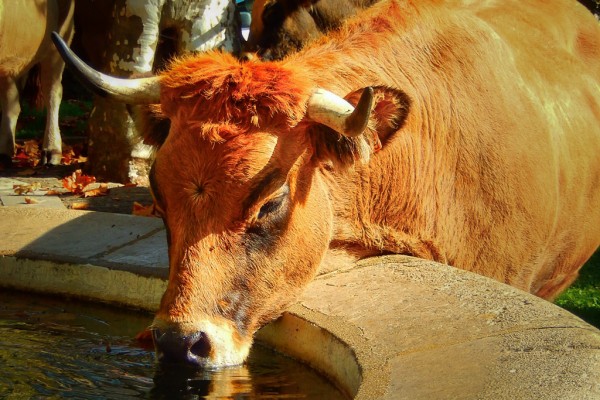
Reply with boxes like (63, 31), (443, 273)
(0, 154), (12, 169)
(41, 151), (62, 166)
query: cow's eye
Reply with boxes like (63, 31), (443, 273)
(257, 196), (284, 220)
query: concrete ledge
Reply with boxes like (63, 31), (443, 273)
(0, 206), (168, 277)
(1, 207), (599, 399)
(283, 256), (600, 399)
(0, 257), (166, 311)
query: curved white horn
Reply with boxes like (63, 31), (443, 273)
(51, 32), (161, 104)
(307, 87), (374, 137)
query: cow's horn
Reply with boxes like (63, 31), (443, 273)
(51, 32), (161, 104)
(307, 87), (374, 137)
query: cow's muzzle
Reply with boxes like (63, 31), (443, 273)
(152, 327), (212, 366)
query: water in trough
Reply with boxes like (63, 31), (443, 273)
(0, 290), (346, 399)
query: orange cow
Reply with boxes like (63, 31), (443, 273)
(53, 0), (600, 368)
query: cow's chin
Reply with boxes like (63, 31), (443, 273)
(151, 317), (253, 369)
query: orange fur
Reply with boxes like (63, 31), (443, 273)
(147, 0), (600, 367)
(160, 52), (315, 139)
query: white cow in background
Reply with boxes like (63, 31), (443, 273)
(77, 0), (241, 184)
(119, 0), (239, 74)
(0, 0), (75, 167)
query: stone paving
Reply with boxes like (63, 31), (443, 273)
(0, 177), (66, 209)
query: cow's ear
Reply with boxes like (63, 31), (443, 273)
(128, 104), (171, 147)
(350, 86), (411, 147)
(308, 86), (410, 168)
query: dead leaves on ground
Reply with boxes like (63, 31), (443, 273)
(69, 201), (91, 210)
(7, 139), (157, 216)
(12, 169), (108, 199)
(62, 169), (107, 197)
(62, 169), (95, 193)
(10, 139), (86, 169)
(10, 169), (158, 217)
(13, 182), (41, 195)
(61, 144), (87, 165)
(12, 140), (40, 168)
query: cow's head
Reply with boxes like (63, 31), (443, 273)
(52, 33), (391, 368)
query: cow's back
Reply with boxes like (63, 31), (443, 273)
(524, 2), (600, 296)
(455, 0), (600, 298)
(309, 0), (600, 299)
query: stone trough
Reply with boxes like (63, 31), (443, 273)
(0, 206), (599, 399)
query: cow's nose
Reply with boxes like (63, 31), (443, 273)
(151, 328), (212, 365)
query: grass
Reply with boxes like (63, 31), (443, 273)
(555, 250), (600, 328)
(16, 99), (91, 140)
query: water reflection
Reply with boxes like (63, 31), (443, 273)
(150, 347), (345, 399)
(0, 290), (345, 399)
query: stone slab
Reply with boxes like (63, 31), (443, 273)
(0, 178), (27, 192)
(100, 229), (169, 273)
(0, 194), (66, 209)
(0, 257), (166, 311)
(0, 206), (164, 261)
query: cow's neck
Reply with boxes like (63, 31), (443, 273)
(319, 145), (443, 264)
(289, 0), (448, 263)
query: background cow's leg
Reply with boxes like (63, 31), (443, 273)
(0, 77), (20, 168)
(40, 54), (66, 166)
(40, 0), (75, 166)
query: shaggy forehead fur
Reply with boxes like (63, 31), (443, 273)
(159, 51), (316, 141)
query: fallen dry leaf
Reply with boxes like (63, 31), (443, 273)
(11, 139), (87, 168)
(82, 183), (109, 198)
(132, 202), (159, 217)
(45, 189), (62, 196)
(61, 144), (88, 165)
(69, 202), (90, 210)
(24, 197), (39, 204)
(13, 140), (41, 167)
(13, 182), (41, 195)
(62, 169), (96, 194)
(23, 140), (39, 156)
